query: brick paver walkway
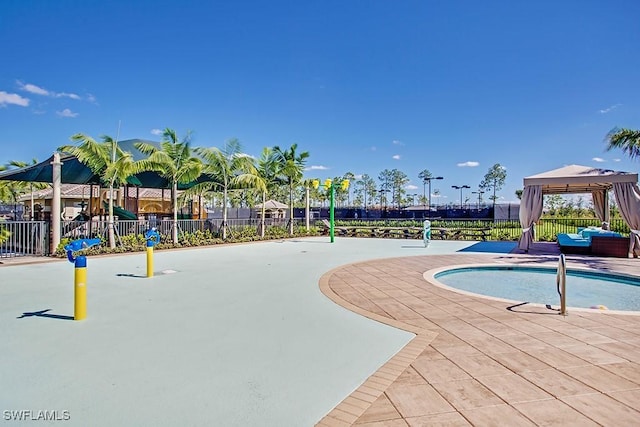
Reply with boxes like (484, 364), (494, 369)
(317, 250), (640, 426)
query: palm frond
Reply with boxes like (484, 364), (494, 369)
(606, 128), (640, 159)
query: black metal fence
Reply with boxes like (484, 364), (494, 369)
(59, 218), (296, 241)
(334, 217), (630, 241)
(1, 217), (629, 258)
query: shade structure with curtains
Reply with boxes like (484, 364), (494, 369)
(518, 164), (639, 253)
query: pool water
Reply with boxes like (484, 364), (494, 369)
(434, 266), (640, 311)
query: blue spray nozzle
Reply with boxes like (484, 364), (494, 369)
(145, 228), (160, 247)
(64, 238), (101, 263)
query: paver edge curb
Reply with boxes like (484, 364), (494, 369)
(317, 261), (438, 426)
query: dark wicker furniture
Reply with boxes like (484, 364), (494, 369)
(591, 235), (630, 258)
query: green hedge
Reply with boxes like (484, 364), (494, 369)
(54, 226), (323, 257)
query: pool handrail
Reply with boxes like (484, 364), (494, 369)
(557, 254), (567, 316)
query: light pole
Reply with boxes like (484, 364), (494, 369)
(378, 187), (390, 218)
(472, 190), (485, 210)
(379, 187), (387, 209)
(424, 176), (443, 218)
(452, 185), (470, 209)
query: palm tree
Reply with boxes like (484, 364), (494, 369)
(59, 134), (148, 248)
(4, 159), (49, 220)
(606, 128), (640, 159)
(135, 129), (203, 244)
(0, 165), (11, 203)
(255, 147), (282, 237)
(194, 139), (261, 240)
(274, 144), (310, 235)
(0, 165), (25, 216)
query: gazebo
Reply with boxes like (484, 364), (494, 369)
(518, 164), (640, 256)
(254, 200), (288, 219)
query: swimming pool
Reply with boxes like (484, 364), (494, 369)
(433, 265), (640, 312)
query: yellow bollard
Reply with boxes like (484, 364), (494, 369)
(146, 245), (154, 278)
(74, 256), (87, 321)
(144, 228), (159, 278)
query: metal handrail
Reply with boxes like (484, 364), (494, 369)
(556, 254), (567, 316)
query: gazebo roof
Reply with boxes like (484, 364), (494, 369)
(254, 199), (288, 209)
(523, 164), (638, 194)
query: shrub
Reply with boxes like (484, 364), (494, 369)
(53, 225), (324, 258)
(0, 223), (11, 245)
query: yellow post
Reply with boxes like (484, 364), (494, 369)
(74, 256), (87, 321)
(146, 245), (154, 278)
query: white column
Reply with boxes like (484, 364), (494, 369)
(51, 152), (63, 253)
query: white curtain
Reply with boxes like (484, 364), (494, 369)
(518, 185), (543, 251)
(613, 182), (640, 257)
(592, 190), (610, 230)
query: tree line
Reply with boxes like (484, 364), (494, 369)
(1, 127), (638, 246)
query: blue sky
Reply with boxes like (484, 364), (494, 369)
(1, 0), (639, 205)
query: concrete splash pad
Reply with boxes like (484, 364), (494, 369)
(0, 237), (474, 426)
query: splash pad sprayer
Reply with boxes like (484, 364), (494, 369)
(145, 227), (161, 278)
(423, 220), (431, 247)
(312, 178), (350, 243)
(65, 238), (101, 321)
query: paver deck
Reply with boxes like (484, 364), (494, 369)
(317, 245), (640, 426)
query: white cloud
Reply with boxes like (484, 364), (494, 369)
(18, 81), (49, 96)
(392, 140), (403, 145)
(56, 92), (81, 100)
(457, 161), (479, 167)
(613, 158), (621, 162)
(599, 103), (622, 114)
(392, 154), (401, 160)
(306, 165), (329, 171)
(150, 129), (163, 136)
(0, 91), (30, 107)
(592, 157), (605, 162)
(18, 80), (81, 100)
(353, 174), (363, 180)
(86, 93), (98, 104)
(56, 108), (78, 118)
(405, 184), (418, 190)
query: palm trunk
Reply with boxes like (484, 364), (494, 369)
(289, 183), (294, 235)
(260, 190), (266, 238)
(172, 179), (178, 244)
(108, 183), (116, 249)
(222, 188), (228, 240)
(305, 186), (310, 231)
